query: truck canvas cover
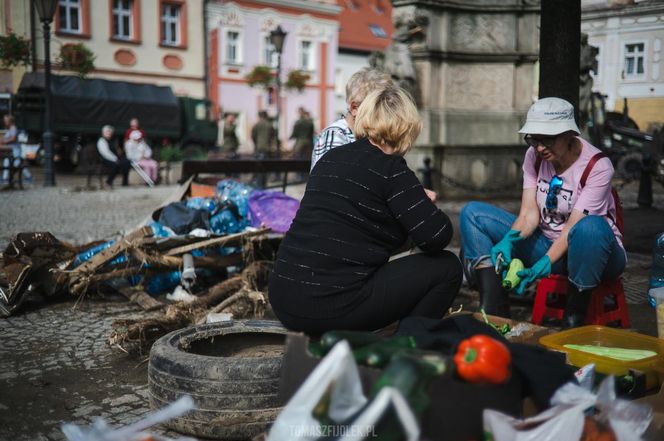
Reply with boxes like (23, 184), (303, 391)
(18, 73), (181, 138)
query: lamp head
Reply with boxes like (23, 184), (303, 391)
(269, 25), (287, 54)
(34, 0), (58, 23)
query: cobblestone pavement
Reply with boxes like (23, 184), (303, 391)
(0, 170), (661, 440)
(0, 184), (177, 249)
(0, 299), (153, 441)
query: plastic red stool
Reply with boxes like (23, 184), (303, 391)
(531, 274), (630, 328)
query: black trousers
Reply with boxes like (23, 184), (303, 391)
(103, 158), (130, 186)
(273, 251), (463, 334)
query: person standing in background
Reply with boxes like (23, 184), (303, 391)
(251, 111), (275, 159)
(222, 113), (239, 157)
(290, 107), (315, 159)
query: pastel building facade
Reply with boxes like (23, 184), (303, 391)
(1, 0), (206, 98)
(206, 0), (340, 153)
(583, 0), (664, 131)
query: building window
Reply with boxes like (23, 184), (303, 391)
(368, 24), (387, 38)
(299, 40), (315, 71)
(161, 3), (181, 46)
(58, 0), (81, 33)
(112, 0), (133, 40)
(226, 31), (241, 65)
(263, 35), (278, 68)
(624, 42), (645, 78)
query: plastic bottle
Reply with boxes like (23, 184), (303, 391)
(647, 232), (664, 308)
(145, 271), (181, 295)
(72, 240), (116, 268)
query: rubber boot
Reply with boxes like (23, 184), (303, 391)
(476, 267), (510, 318)
(562, 284), (593, 329)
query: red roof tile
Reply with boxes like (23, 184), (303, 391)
(337, 0), (393, 52)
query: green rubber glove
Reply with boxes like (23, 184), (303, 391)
(490, 230), (523, 271)
(514, 255), (552, 296)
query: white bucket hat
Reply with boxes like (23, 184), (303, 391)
(129, 130), (143, 141)
(518, 97), (581, 136)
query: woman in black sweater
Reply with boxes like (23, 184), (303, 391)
(269, 86), (462, 333)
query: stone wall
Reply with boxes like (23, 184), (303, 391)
(393, 0), (541, 198)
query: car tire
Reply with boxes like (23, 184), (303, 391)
(148, 319), (288, 440)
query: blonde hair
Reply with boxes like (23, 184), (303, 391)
(354, 86), (422, 155)
(345, 67), (393, 107)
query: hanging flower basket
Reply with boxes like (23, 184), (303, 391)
(245, 65), (274, 89)
(285, 69), (310, 92)
(0, 33), (31, 68)
(58, 43), (96, 78)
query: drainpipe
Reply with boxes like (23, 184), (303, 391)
(203, 0), (209, 100)
(30, 0), (38, 72)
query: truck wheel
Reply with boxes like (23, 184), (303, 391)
(148, 320), (288, 440)
(617, 153), (643, 181)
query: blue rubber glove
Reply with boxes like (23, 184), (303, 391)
(490, 230), (523, 271)
(514, 255), (552, 296)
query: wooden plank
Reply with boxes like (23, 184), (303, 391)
(164, 228), (269, 256)
(117, 286), (163, 311)
(68, 226), (153, 295)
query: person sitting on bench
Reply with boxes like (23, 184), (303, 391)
(97, 125), (130, 187)
(1, 115), (32, 186)
(125, 130), (158, 184)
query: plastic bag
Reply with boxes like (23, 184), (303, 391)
(268, 341), (420, 441)
(267, 341), (367, 440)
(61, 395), (196, 441)
(216, 179), (253, 220)
(248, 190), (300, 233)
(484, 376), (653, 441)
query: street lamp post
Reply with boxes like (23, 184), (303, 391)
(34, 0), (58, 187)
(270, 25), (287, 159)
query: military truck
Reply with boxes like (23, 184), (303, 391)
(13, 72), (218, 169)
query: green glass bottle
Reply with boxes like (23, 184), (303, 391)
(353, 336), (418, 367)
(320, 330), (385, 352)
(367, 353), (448, 441)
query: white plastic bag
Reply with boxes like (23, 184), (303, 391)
(268, 341), (420, 441)
(267, 341), (367, 441)
(484, 376), (653, 441)
(484, 402), (590, 441)
(61, 395), (196, 441)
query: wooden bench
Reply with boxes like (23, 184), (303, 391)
(0, 147), (27, 189)
(181, 156), (311, 192)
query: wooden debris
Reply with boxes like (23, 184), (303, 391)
(163, 228), (269, 256)
(108, 261), (273, 355)
(68, 227), (153, 296)
(108, 273), (245, 355)
(117, 287), (163, 311)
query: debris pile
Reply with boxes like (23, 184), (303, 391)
(0, 179), (300, 355)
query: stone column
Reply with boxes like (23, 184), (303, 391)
(393, 0), (541, 199)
